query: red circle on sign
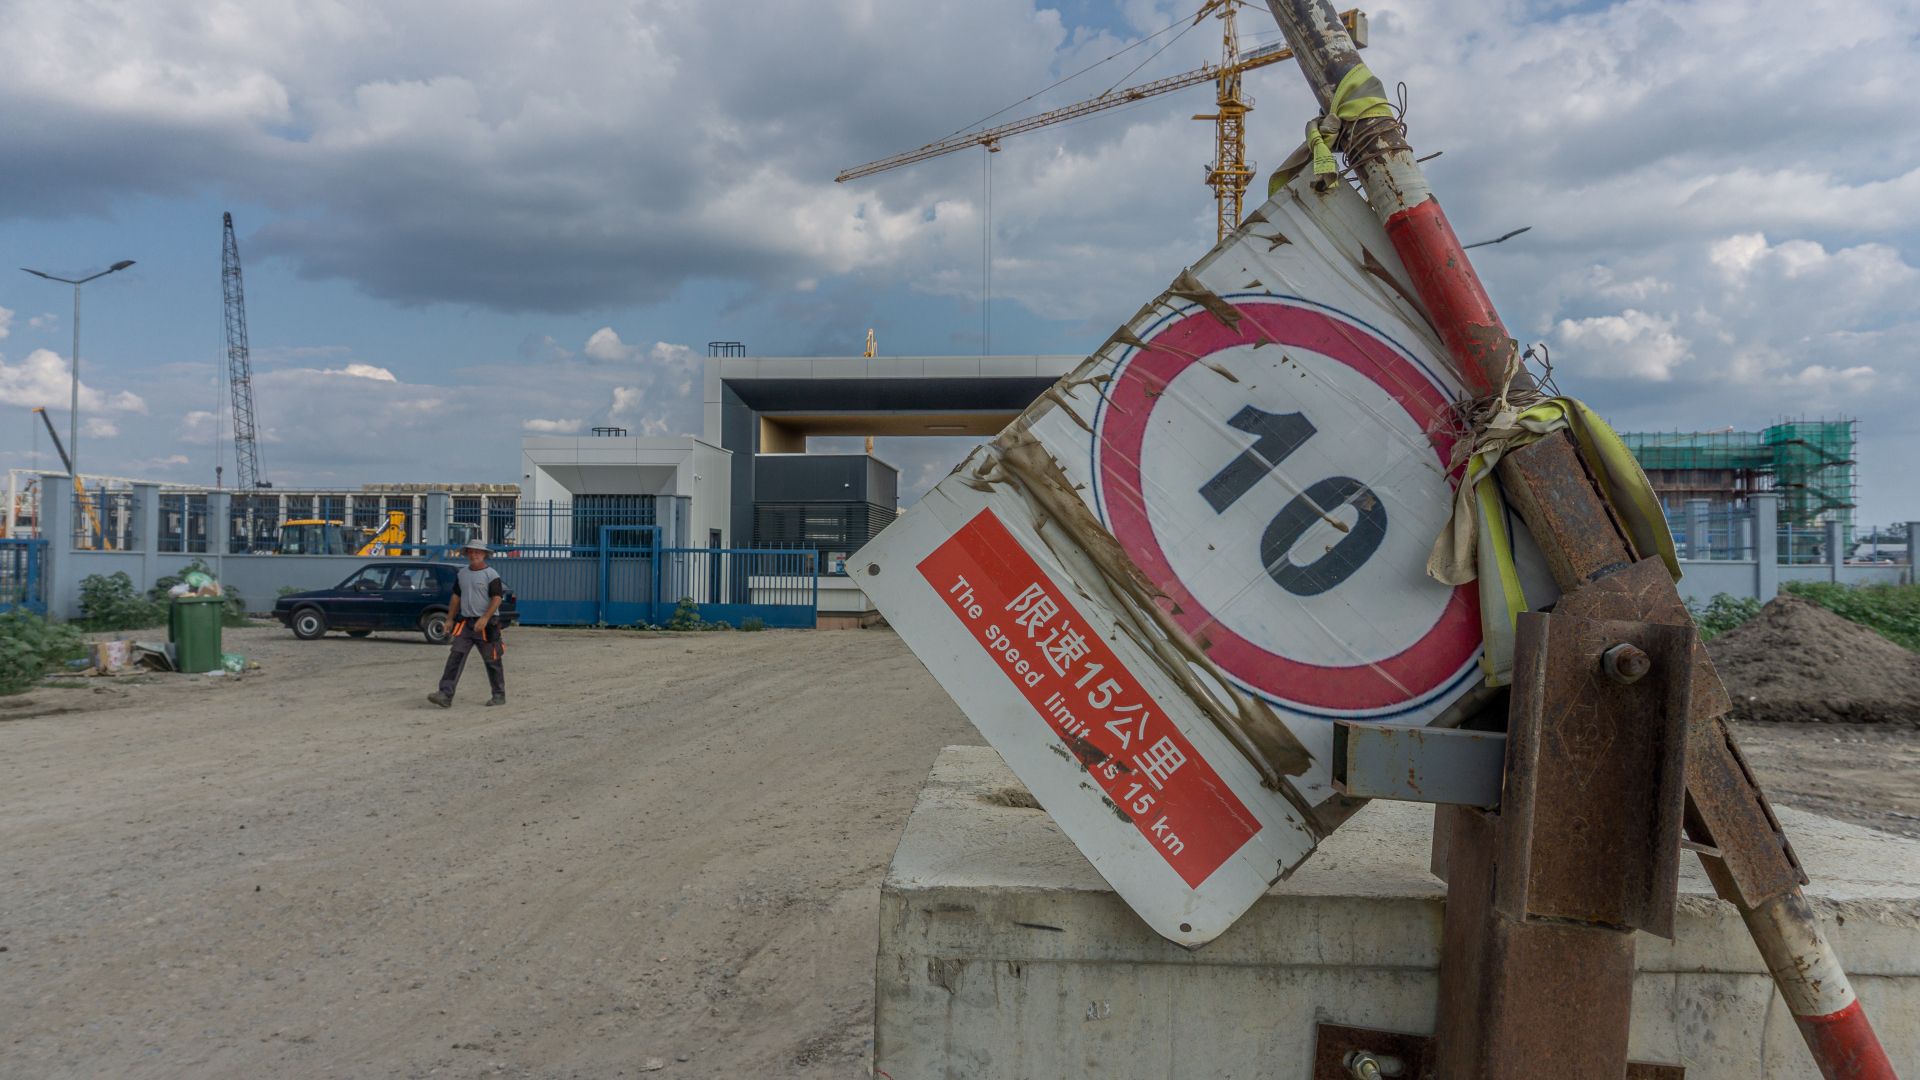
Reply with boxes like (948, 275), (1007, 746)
(1096, 299), (1479, 712)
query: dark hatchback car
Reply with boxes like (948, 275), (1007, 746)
(273, 561), (518, 644)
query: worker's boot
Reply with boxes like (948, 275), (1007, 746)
(427, 691), (452, 708)
(485, 694), (506, 707)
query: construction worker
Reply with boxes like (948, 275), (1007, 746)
(428, 542), (506, 707)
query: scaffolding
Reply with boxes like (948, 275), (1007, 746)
(1619, 419), (1857, 550)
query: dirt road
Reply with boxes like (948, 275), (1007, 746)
(1, 626), (977, 1079)
(2, 625), (1911, 1078)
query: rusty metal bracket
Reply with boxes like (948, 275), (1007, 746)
(1428, 607), (1694, 1080)
(1331, 721), (1505, 807)
(1498, 611), (1692, 937)
(1549, 556), (1806, 909)
(1311, 1023), (1684, 1079)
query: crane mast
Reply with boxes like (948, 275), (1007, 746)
(220, 212), (265, 489)
(1196, 2), (1254, 240)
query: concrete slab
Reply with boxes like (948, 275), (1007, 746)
(877, 746), (1920, 1079)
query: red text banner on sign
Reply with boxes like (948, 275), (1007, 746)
(916, 509), (1260, 888)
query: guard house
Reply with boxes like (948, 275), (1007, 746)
(701, 352), (1080, 557)
(518, 429), (732, 549)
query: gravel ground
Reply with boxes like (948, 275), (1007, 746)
(1, 625), (978, 1079)
(0, 624), (1910, 1078)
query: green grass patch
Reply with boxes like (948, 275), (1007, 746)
(0, 611), (89, 695)
(1781, 581), (1920, 652)
(1689, 581), (1920, 651)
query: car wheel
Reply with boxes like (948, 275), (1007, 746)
(346, 630), (372, 638)
(422, 611), (450, 645)
(291, 607), (328, 640)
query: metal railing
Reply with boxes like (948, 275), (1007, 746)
(1664, 507), (1754, 561)
(513, 499), (672, 550)
(74, 490), (138, 551)
(158, 493), (211, 553)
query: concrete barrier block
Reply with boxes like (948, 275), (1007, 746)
(877, 746), (1920, 1079)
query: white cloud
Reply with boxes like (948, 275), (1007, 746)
(2, 0), (1920, 519)
(1554, 309), (1691, 382)
(0, 306), (11, 340)
(27, 313), (56, 332)
(321, 362), (399, 382)
(0, 347), (148, 414)
(180, 410), (217, 445)
(583, 327), (634, 363)
(81, 417), (120, 438)
(521, 417), (583, 434)
(580, 332), (698, 432)
(131, 453), (193, 474)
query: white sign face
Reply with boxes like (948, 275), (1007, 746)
(1091, 299), (1479, 721)
(857, 174), (1554, 946)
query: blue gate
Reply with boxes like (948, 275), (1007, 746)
(0, 539), (48, 615)
(494, 530), (816, 628)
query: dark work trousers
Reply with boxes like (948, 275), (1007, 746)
(438, 616), (505, 700)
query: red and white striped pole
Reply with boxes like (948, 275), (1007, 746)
(1260, 0), (1511, 397)
(1746, 889), (1897, 1079)
(1260, 3), (1898, 1077)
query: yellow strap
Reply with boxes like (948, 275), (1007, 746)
(1307, 63), (1394, 178)
(1473, 455), (1528, 685)
(1466, 397), (1679, 686)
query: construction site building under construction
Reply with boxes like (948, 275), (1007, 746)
(1618, 419), (1858, 553)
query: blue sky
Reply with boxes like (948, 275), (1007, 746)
(1, 0), (1916, 524)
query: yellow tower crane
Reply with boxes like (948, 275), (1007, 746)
(836, 3), (1366, 241)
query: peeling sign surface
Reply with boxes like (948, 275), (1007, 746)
(856, 174), (1557, 946)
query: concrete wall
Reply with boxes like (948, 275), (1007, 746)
(879, 747), (1920, 1080)
(691, 440), (731, 546)
(40, 476), (458, 619)
(1675, 559), (1912, 606)
(60, 546), (402, 617)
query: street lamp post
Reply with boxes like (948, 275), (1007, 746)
(20, 259), (135, 488)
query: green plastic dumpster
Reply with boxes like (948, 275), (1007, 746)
(169, 595), (225, 674)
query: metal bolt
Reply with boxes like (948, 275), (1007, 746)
(867, 563), (881, 576)
(1345, 1051), (1385, 1080)
(1601, 643), (1651, 684)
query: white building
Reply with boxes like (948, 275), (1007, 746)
(518, 434), (732, 549)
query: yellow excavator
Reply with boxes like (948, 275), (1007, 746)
(274, 511), (477, 556)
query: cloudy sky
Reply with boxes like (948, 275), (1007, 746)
(1, 0), (1915, 523)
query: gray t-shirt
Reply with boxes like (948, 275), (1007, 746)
(455, 565), (503, 617)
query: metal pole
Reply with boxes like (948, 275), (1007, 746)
(70, 282), (81, 488)
(1261, 0), (1510, 395)
(1261, 4), (1896, 1076)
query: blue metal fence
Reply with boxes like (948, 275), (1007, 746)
(492, 527), (816, 628)
(0, 539), (47, 615)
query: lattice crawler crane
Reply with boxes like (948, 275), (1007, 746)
(221, 212), (267, 490)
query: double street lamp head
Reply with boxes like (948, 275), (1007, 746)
(20, 260), (136, 286)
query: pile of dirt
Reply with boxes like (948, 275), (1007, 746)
(1708, 594), (1920, 726)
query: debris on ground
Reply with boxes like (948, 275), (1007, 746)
(1707, 594), (1920, 726)
(68, 640), (177, 677)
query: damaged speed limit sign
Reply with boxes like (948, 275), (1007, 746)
(857, 173), (1553, 946)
